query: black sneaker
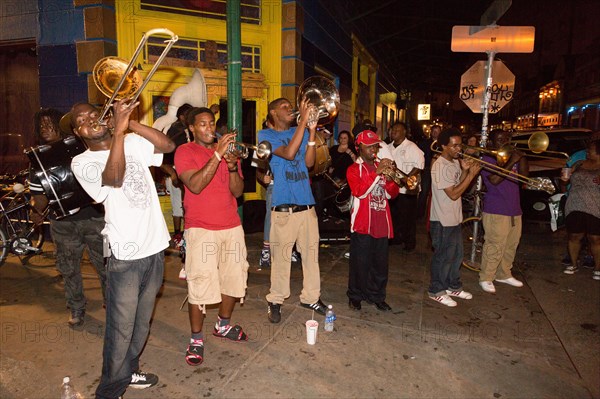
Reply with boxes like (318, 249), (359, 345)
(129, 371), (158, 389)
(267, 302), (281, 323)
(259, 248), (271, 268)
(300, 299), (327, 315)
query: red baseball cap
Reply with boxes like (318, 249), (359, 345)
(355, 130), (382, 146)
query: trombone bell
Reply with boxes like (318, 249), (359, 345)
(93, 57), (143, 100)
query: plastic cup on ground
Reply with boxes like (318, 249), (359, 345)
(306, 320), (318, 345)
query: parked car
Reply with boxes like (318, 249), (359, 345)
(513, 128), (592, 225)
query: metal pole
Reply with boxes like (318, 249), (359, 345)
(469, 51), (496, 267)
(226, 0), (242, 139)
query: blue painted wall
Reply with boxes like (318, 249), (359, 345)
(37, 0), (86, 111)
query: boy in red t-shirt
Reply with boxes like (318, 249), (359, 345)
(346, 130), (399, 312)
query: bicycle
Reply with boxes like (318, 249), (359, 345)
(0, 180), (52, 267)
(460, 189), (485, 272)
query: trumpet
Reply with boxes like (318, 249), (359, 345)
(227, 141), (272, 160)
(377, 158), (419, 190)
(91, 28), (179, 130)
(430, 140), (555, 194)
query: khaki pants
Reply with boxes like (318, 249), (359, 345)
(479, 213), (522, 282)
(266, 207), (321, 304)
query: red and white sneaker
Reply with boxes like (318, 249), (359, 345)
(429, 294), (457, 307)
(446, 290), (473, 300)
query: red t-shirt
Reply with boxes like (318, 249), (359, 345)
(363, 163), (389, 238)
(174, 142), (242, 230)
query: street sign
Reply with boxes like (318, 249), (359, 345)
(460, 60), (515, 113)
(451, 25), (535, 53)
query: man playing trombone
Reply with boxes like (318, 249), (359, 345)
(71, 99), (175, 398)
(478, 129), (526, 293)
(428, 128), (480, 307)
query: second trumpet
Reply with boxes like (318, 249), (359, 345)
(227, 141), (272, 160)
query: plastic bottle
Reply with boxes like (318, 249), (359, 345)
(324, 304), (336, 332)
(61, 376), (83, 399)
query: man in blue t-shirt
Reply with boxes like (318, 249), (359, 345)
(258, 97), (328, 323)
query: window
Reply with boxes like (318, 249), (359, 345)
(141, 0), (260, 25)
(146, 36), (261, 73)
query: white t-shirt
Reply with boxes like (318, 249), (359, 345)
(387, 139), (425, 194)
(430, 156), (463, 227)
(71, 134), (170, 260)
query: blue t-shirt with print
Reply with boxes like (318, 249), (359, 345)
(258, 127), (315, 207)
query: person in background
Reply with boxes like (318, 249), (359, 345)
(387, 121), (424, 253)
(418, 124), (441, 218)
(71, 100), (175, 398)
(478, 129), (526, 293)
(161, 103), (193, 241)
(175, 107), (250, 367)
(259, 96), (328, 323)
(346, 130), (399, 311)
(428, 128), (480, 307)
(328, 130), (357, 183)
(562, 134), (600, 280)
(256, 117), (275, 269)
(29, 108), (106, 328)
(161, 103), (193, 281)
(559, 146), (594, 269)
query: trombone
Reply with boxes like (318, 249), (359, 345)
(430, 140), (555, 194)
(462, 131), (568, 166)
(510, 131), (569, 159)
(92, 28), (179, 130)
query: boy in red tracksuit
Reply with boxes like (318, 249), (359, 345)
(346, 130), (400, 312)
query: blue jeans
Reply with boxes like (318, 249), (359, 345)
(347, 233), (389, 303)
(50, 216), (106, 313)
(95, 252), (164, 399)
(428, 222), (463, 296)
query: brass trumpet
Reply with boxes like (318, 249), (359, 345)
(227, 141), (272, 160)
(430, 140), (555, 194)
(377, 158), (419, 190)
(91, 28), (179, 130)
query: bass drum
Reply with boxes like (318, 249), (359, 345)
(309, 130), (331, 176)
(26, 135), (94, 219)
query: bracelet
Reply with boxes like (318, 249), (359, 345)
(214, 151), (222, 161)
(307, 141), (316, 147)
(228, 167), (238, 173)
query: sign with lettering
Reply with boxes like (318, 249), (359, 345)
(417, 104), (431, 120)
(460, 60), (515, 114)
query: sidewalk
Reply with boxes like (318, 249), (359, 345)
(1, 224), (598, 398)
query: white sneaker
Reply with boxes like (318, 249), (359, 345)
(429, 294), (457, 307)
(479, 281), (496, 293)
(446, 290), (473, 300)
(344, 252), (350, 259)
(592, 271), (600, 281)
(178, 266), (187, 280)
(495, 277), (523, 287)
